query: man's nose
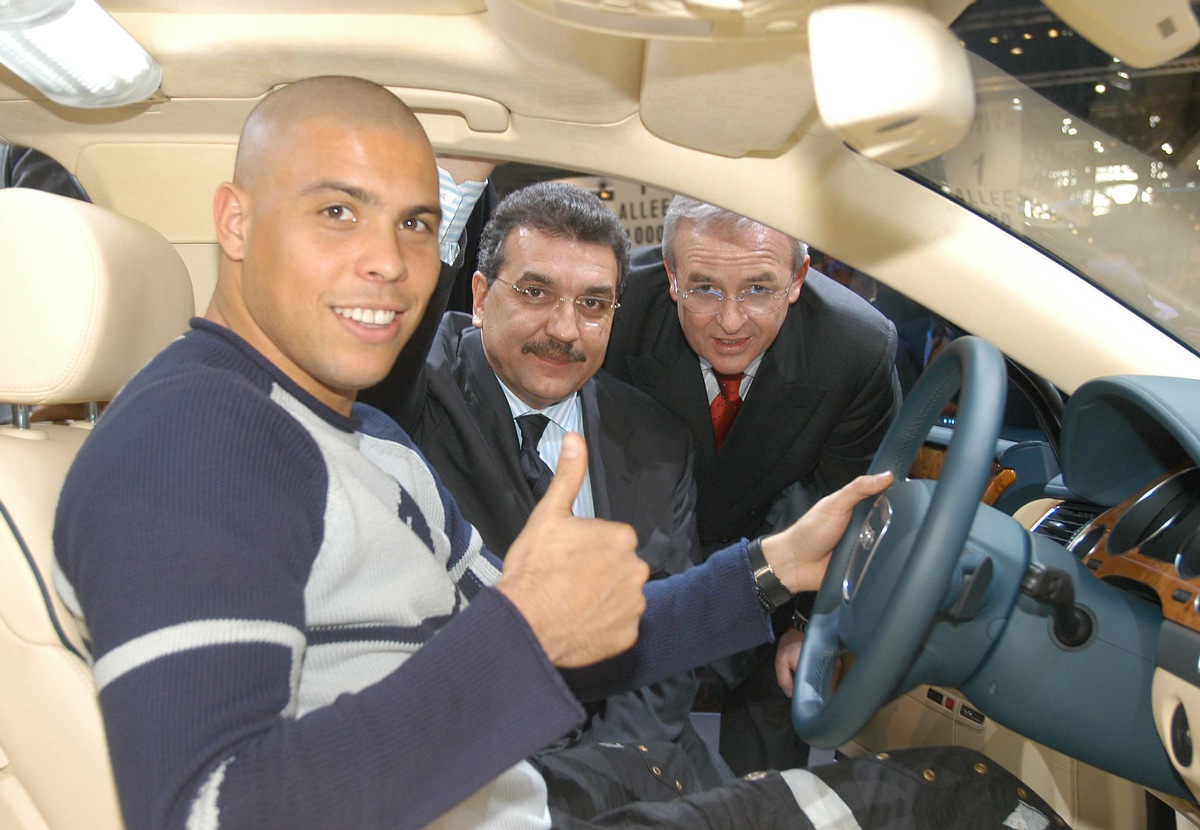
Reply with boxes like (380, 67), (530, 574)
(716, 295), (747, 331)
(545, 298), (582, 341)
(361, 224), (406, 282)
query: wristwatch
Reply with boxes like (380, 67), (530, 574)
(747, 536), (793, 613)
(791, 604), (809, 633)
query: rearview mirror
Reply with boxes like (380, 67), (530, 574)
(808, 4), (975, 169)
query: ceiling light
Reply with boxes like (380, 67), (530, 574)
(0, 0), (162, 108)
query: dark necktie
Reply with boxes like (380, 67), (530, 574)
(710, 371), (743, 451)
(516, 413), (555, 501)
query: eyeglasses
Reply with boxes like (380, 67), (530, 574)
(493, 277), (620, 326)
(673, 279), (793, 316)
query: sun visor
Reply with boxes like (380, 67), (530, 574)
(639, 36), (815, 158)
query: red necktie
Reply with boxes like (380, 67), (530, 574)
(710, 371), (743, 451)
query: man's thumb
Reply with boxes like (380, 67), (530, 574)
(534, 432), (587, 515)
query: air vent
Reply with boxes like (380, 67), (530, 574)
(1031, 501), (1103, 547)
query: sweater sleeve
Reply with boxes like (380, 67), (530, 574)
(561, 540), (774, 700)
(55, 370), (581, 830)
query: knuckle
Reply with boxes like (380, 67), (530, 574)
(619, 524), (639, 549)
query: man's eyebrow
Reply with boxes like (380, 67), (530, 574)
(740, 272), (785, 285)
(299, 181), (442, 221)
(683, 270), (782, 286)
(410, 203), (443, 223)
(680, 271), (717, 285)
(517, 271), (615, 297)
(581, 283), (616, 298)
(301, 180), (379, 204)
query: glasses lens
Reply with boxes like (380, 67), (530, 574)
(515, 283), (555, 307)
(741, 290), (784, 315)
(574, 297), (614, 324)
(681, 290), (722, 314)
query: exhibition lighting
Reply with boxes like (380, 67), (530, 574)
(0, 0), (162, 108)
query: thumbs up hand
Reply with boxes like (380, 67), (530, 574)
(497, 433), (649, 668)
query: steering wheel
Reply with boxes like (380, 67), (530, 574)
(792, 335), (1008, 747)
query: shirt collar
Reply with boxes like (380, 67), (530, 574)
(496, 376), (583, 433)
(700, 353), (762, 403)
(699, 353), (762, 381)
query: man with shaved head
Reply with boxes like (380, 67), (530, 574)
(207, 77), (444, 403)
(55, 76), (1062, 830)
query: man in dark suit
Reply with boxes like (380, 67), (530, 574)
(365, 180), (732, 788)
(603, 196), (902, 775)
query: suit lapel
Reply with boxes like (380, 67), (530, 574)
(454, 327), (540, 514)
(580, 380), (616, 520)
(625, 321), (716, 464)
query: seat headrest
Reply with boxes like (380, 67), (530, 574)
(0, 188), (195, 406)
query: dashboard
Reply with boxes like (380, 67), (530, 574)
(1017, 376), (1200, 807)
(905, 374), (1200, 811)
(1031, 376), (1200, 630)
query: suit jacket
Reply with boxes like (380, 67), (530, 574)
(605, 245), (902, 550)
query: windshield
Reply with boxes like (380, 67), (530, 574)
(908, 0), (1200, 352)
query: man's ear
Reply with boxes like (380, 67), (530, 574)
(471, 271), (489, 327)
(789, 255), (810, 304)
(665, 261), (680, 302)
(213, 182), (249, 262)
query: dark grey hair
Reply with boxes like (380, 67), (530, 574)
(661, 195), (809, 275)
(477, 181), (632, 296)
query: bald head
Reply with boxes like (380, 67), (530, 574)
(234, 76), (432, 189)
(208, 75), (443, 415)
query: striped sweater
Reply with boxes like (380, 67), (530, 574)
(54, 320), (772, 830)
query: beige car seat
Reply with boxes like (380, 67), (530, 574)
(0, 188), (194, 830)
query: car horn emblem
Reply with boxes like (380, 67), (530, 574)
(858, 523), (877, 550)
(843, 494), (892, 602)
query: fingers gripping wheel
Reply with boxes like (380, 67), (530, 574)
(792, 336), (1008, 747)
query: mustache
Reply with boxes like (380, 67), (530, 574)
(522, 338), (586, 363)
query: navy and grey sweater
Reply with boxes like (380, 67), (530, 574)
(54, 320), (772, 830)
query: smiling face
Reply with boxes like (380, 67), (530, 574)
(666, 220), (806, 375)
(473, 227), (619, 409)
(208, 83), (442, 415)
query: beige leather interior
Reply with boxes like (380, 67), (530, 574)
(0, 189), (194, 830)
